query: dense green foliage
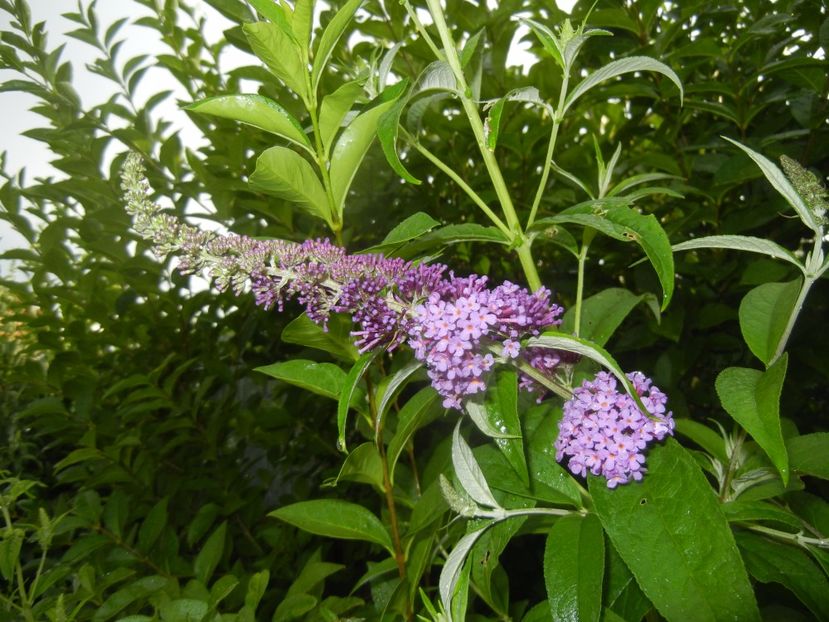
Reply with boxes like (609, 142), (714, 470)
(1, 0), (828, 620)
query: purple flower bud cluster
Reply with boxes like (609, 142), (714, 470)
(409, 276), (563, 409)
(555, 371), (674, 488)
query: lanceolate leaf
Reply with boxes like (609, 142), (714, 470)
(440, 525), (492, 621)
(787, 433), (829, 480)
(490, 370), (528, 486)
(561, 288), (656, 347)
(337, 351), (377, 452)
(256, 359), (346, 401)
(452, 421), (500, 509)
(243, 22), (306, 98)
(526, 331), (647, 413)
(738, 279), (801, 366)
(723, 137), (821, 234)
(564, 56), (683, 113)
(387, 387), (440, 482)
(329, 81), (406, 217)
(310, 0), (363, 93)
(672, 235), (803, 273)
(319, 80), (364, 156)
(716, 358), (790, 484)
(544, 514), (604, 622)
(377, 84), (420, 184)
(186, 95), (310, 151)
(736, 532), (829, 620)
(270, 500), (393, 553)
(249, 146), (331, 226)
(591, 439), (760, 622)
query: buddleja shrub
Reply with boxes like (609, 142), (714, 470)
(5, 0), (829, 620)
(113, 1), (829, 620)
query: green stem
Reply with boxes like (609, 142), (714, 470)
(401, 0), (444, 61)
(527, 73), (570, 229)
(304, 80), (342, 237)
(770, 275), (815, 366)
(366, 375), (410, 618)
(573, 230), (594, 337)
(424, 0), (542, 291)
(409, 139), (511, 237)
(747, 524), (829, 549)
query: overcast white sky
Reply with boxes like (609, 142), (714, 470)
(0, 0), (575, 262)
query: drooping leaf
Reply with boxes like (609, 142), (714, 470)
(544, 513), (604, 622)
(738, 279), (801, 366)
(723, 137), (821, 234)
(374, 358), (423, 436)
(186, 94), (310, 150)
(333, 442), (384, 489)
(590, 439), (760, 622)
(716, 356), (789, 484)
(672, 235), (803, 272)
(452, 421), (500, 509)
(387, 387), (441, 482)
(564, 56), (683, 113)
(439, 524), (492, 620)
(249, 146), (332, 226)
(736, 532), (829, 620)
(561, 288), (655, 346)
(269, 500), (393, 553)
(337, 351), (376, 452)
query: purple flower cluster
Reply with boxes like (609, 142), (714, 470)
(409, 276), (562, 409)
(121, 154), (567, 410)
(555, 371), (674, 488)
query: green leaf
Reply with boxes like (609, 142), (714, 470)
(527, 409), (585, 507)
(244, 570), (270, 609)
(739, 279), (801, 366)
(273, 594), (318, 621)
(452, 421), (500, 509)
(243, 22), (306, 98)
(722, 137), (821, 234)
(488, 371), (528, 485)
(310, 0), (363, 94)
(160, 599), (208, 622)
(526, 331), (647, 414)
(329, 82), (406, 216)
(379, 212), (440, 247)
(787, 433), (829, 480)
(137, 497), (168, 553)
(93, 576), (168, 621)
(281, 313), (359, 362)
(374, 359), (423, 436)
(564, 56), (683, 113)
(540, 203), (674, 309)
(522, 18), (564, 69)
(319, 80), (364, 155)
(337, 351), (376, 452)
(0, 529), (23, 581)
(256, 359), (346, 401)
(722, 500), (803, 531)
(716, 356), (789, 484)
(561, 288), (654, 347)
(674, 419), (727, 465)
(186, 95), (310, 150)
(291, 0), (314, 54)
(377, 83), (420, 184)
(544, 514), (604, 622)
(269, 500), (392, 553)
(599, 207), (674, 310)
(440, 524), (492, 618)
(672, 235), (803, 272)
(288, 557), (344, 596)
(194, 521), (227, 585)
(590, 439), (760, 622)
(333, 442), (384, 489)
(736, 532), (829, 620)
(249, 146), (331, 227)
(485, 97), (506, 151)
(248, 0), (291, 28)
(387, 387), (440, 482)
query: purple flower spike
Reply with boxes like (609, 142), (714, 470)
(555, 371), (674, 487)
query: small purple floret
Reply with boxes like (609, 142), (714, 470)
(555, 371), (674, 488)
